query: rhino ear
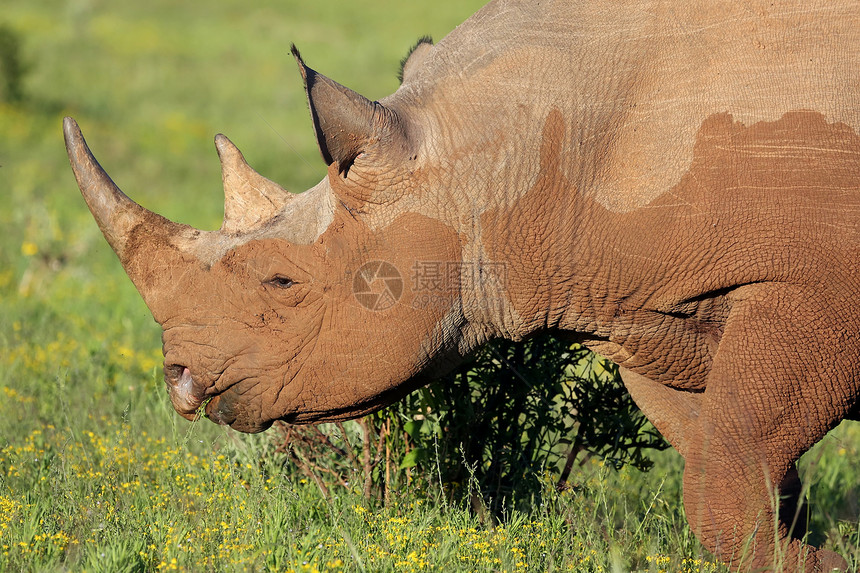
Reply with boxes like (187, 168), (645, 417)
(291, 45), (408, 175)
(398, 36), (433, 85)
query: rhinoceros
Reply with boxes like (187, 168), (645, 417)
(64, 0), (858, 570)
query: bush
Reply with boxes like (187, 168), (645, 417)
(274, 337), (668, 513)
(0, 24), (28, 104)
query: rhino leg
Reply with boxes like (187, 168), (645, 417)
(682, 283), (854, 571)
(619, 366), (701, 458)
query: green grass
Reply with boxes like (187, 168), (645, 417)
(1, 1), (859, 571)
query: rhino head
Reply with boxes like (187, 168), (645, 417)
(64, 44), (506, 433)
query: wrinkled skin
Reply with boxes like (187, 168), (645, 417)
(66, 1), (860, 570)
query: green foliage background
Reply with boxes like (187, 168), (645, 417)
(1, 0), (859, 571)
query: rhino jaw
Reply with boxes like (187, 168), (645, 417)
(163, 362), (269, 432)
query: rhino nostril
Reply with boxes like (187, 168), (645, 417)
(164, 363), (187, 386)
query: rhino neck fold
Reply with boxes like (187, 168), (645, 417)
(472, 108), (594, 341)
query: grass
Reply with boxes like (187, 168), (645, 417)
(1, 0), (859, 571)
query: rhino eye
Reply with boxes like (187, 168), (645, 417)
(266, 275), (294, 289)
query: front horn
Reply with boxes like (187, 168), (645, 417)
(63, 117), (195, 265)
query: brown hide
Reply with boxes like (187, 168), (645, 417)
(66, 1), (859, 571)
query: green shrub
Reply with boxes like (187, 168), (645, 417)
(274, 337), (668, 514)
(0, 24), (27, 104)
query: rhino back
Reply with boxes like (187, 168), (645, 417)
(389, 0), (860, 214)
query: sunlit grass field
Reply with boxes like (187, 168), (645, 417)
(1, 1), (859, 571)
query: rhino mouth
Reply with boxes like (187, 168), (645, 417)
(164, 363), (214, 421)
(164, 363), (244, 427)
